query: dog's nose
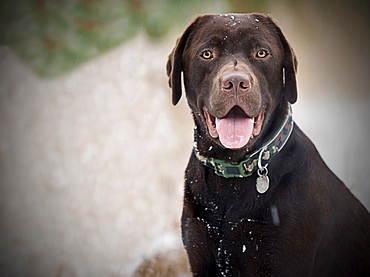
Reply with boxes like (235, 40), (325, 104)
(222, 72), (250, 95)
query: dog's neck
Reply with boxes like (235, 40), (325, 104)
(193, 104), (294, 178)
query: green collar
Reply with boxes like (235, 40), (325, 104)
(194, 105), (294, 178)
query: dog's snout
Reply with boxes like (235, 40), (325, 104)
(222, 72), (250, 95)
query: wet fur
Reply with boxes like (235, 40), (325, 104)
(167, 13), (370, 276)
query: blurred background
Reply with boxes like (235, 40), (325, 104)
(0, 0), (369, 276)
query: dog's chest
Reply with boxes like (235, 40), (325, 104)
(192, 199), (277, 273)
(184, 158), (286, 273)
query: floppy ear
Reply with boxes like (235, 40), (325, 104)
(269, 18), (298, 104)
(166, 37), (183, 105)
(282, 38), (298, 104)
(166, 17), (200, 106)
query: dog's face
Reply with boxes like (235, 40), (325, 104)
(167, 13), (297, 150)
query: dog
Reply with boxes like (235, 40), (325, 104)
(166, 13), (370, 276)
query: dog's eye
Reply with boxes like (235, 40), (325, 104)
(256, 50), (268, 58)
(201, 50), (213, 59)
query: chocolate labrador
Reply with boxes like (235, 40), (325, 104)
(166, 13), (370, 276)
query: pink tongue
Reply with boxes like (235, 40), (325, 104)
(216, 116), (254, 149)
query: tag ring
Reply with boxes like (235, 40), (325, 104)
(257, 167), (268, 177)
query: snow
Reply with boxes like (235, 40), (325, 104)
(1, 6), (369, 276)
(0, 34), (192, 277)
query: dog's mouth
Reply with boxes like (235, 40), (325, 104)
(203, 105), (265, 149)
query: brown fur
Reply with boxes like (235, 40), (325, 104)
(167, 13), (370, 276)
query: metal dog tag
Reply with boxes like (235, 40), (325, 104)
(256, 147), (270, 194)
(256, 175), (269, 194)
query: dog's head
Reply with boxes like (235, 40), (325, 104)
(167, 13), (297, 150)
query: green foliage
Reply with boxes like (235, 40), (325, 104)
(0, 0), (270, 77)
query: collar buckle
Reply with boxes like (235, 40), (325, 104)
(212, 159), (251, 178)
